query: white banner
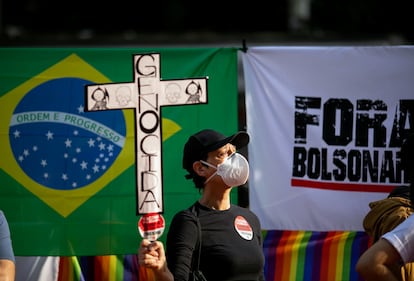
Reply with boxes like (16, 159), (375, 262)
(242, 46), (414, 231)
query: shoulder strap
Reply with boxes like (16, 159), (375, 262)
(190, 204), (202, 271)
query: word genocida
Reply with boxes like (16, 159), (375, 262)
(85, 53), (208, 214)
(293, 96), (414, 185)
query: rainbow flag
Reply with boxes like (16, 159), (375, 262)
(55, 230), (371, 281)
(57, 255), (155, 281)
(262, 230), (371, 281)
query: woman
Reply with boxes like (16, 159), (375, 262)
(139, 129), (265, 281)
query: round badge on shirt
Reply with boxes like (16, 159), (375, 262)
(234, 215), (253, 240)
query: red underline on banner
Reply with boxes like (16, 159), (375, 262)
(291, 178), (396, 193)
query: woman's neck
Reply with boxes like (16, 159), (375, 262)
(199, 193), (231, 210)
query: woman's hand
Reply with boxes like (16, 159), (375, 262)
(138, 239), (174, 281)
(139, 239), (166, 270)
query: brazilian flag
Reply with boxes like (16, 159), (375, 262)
(0, 47), (239, 256)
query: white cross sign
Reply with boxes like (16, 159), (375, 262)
(85, 53), (208, 215)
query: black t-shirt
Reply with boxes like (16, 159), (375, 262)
(166, 202), (265, 281)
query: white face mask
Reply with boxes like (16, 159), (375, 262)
(201, 153), (249, 187)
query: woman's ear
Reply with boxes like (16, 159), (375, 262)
(193, 161), (208, 177)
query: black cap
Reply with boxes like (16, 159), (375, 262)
(182, 129), (250, 178)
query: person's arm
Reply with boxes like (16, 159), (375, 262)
(355, 238), (402, 281)
(138, 239), (174, 281)
(0, 259), (15, 281)
(0, 211), (15, 281)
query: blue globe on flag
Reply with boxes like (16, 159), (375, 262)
(9, 77), (126, 191)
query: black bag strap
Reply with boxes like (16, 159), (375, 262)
(190, 204), (202, 272)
